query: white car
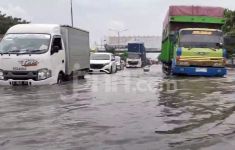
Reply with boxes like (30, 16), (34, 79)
(90, 53), (117, 74)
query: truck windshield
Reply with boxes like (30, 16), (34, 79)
(0, 34), (51, 54)
(179, 30), (223, 48)
(128, 53), (140, 59)
(90, 54), (110, 60)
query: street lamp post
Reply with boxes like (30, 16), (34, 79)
(70, 0), (74, 27)
(109, 29), (128, 51)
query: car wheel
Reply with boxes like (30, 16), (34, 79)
(108, 66), (113, 74)
(114, 66), (118, 73)
(121, 65), (124, 70)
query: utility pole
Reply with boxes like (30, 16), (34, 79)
(118, 32), (120, 51)
(109, 29), (128, 51)
(70, 0), (74, 27)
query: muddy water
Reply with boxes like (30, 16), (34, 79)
(0, 65), (235, 150)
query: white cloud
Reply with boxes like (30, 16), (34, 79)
(0, 4), (31, 21)
(1, 0), (235, 44)
(108, 20), (126, 31)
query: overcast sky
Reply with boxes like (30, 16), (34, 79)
(0, 0), (235, 46)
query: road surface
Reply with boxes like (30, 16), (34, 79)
(0, 65), (235, 150)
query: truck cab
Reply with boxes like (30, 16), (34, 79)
(126, 53), (142, 68)
(171, 28), (227, 76)
(126, 42), (146, 68)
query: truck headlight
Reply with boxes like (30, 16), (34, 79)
(213, 63), (223, 67)
(0, 70), (4, 80)
(178, 61), (190, 66)
(38, 68), (52, 80)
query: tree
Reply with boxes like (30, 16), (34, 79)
(120, 51), (128, 61)
(0, 11), (29, 34)
(222, 9), (235, 57)
(223, 9), (235, 35)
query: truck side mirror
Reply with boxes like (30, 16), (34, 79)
(216, 43), (223, 48)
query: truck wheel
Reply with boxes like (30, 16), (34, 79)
(78, 75), (85, 79)
(162, 64), (171, 75)
(57, 73), (63, 84)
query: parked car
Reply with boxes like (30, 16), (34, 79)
(90, 53), (117, 74)
(115, 56), (124, 70)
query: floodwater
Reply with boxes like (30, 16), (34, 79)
(1, 65), (235, 150)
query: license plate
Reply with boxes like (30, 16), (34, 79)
(195, 68), (207, 72)
(13, 67), (27, 71)
(12, 81), (29, 85)
(93, 69), (101, 72)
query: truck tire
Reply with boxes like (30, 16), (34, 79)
(77, 70), (86, 79)
(78, 75), (85, 79)
(57, 73), (63, 84)
(162, 63), (171, 76)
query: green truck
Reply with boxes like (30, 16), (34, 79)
(160, 6), (227, 76)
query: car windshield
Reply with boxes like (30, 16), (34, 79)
(90, 54), (110, 60)
(0, 34), (51, 54)
(128, 53), (140, 59)
(179, 30), (223, 48)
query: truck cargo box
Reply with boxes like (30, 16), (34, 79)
(128, 43), (145, 54)
(163, 6), (224, 29)
(61, 26), (90, 75)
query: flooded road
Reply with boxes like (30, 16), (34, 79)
(1, 65), (235, 150)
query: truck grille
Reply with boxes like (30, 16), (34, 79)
(128, 61), (139, 65)
(90, 64), (105, 69)
(3, 71), (38, 81)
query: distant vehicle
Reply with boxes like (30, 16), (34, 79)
(126, 42), (146, 68)
(159, 6), (227, 77)
(115, 56), (124, 70)
(0, 24), (90, 85)
(143, 66), (150, 72)
(90, 53), (117, 74)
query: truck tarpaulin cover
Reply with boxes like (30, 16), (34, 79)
(163, 6), (224, 28)
(128, 43), (145, 54)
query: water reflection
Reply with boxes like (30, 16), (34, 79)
(156, 77), (235, 149)
(0, 67), (235, 150)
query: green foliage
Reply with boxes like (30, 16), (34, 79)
(0, 11), (29, 34)
(120, 51), (128, 60)
(222, 9), (235, 56)
(223, 9), (235, 35)
(224, 35), (235, 57)
(106, 47), (115, 54)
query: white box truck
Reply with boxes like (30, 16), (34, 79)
(0, 24), (90, 85)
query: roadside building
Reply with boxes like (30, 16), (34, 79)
(104, 36), (162, 53)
